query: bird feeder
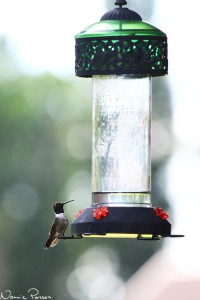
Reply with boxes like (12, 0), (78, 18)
(71, 0), (182, 240)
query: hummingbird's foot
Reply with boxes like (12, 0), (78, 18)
(59, 235), (82, 240)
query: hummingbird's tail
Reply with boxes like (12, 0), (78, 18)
(44, 238), (51, 250)
(44, 237), (60, 250)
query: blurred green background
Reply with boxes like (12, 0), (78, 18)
(0, 1), (172, 299)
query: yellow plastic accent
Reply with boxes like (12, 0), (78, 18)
(82, 233), (158, 239)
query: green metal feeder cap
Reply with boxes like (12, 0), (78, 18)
(75, 1), (168, 77)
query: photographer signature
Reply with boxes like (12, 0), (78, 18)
(0, 288), (52, 300)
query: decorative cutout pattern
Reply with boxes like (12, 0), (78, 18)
(75, 36), (167, 77)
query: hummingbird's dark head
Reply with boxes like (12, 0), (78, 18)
(53, 200), (74, 214)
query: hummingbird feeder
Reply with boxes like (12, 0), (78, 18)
(71, 0), (183, 240)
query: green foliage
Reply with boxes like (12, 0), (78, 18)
(0, 73), (92, 296)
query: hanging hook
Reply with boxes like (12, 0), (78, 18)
(115, 0), (127, 8)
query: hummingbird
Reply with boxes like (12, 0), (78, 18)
(44, 200), (74, 250)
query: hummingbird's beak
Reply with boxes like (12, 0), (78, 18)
(62, 200), (75, 205)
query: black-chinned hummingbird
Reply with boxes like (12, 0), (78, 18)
(44, 200), (74, 250)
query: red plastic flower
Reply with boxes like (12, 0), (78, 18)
(93, 205), (109, 220)
(74, 209), (84, 219)
(154, 206), (169, 220)
(101, 206), (109, 217)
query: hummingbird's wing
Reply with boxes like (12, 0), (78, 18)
(44, 217), (60, 250)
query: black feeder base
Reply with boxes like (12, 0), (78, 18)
(71, 207), (179, 240)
